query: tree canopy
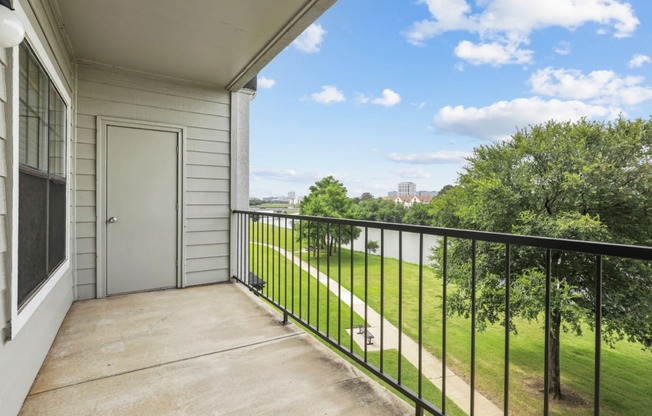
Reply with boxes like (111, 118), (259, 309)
(356, 198), (406, 223)
(431, 117), (652, 398)
(299, 176), (359, 255)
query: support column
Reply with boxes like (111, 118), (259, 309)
(230, 79), (256, 280)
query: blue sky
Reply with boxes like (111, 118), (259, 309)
(250, 0), (652, 198)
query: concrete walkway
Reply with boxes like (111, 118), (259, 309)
(262, 243), (502, 416)
(20, 284), (413, 416)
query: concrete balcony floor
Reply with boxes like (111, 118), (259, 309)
(19, 283), (412, 415)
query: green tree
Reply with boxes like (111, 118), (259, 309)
(249, 197), (263, 206)
(357, 198), (406, 223)
(299, 176), (360, 255)
(432, 118), (652, 399)
(366, 240), (379, 254)
(360, 192), (374, 201)
(404, 202), (434, 225)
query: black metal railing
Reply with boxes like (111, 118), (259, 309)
(232, 210), (652, 416)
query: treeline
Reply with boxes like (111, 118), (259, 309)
(299, 176), (447, 226)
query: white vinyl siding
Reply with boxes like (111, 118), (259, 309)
(0, 48), (9, 337)
(75, 64), (231, 298)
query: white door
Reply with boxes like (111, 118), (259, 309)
(105, 125), (178, 295)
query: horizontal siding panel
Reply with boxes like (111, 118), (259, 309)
(186, 256), (229, 273)
(186, 178), (229, 192)
(76, 158), (95, 174)
(187, 127), (229, 143)
(0, 255), (5, 291)
(186, 218), (230, 232)
(186, 192), (228, 206)
(78, 80), (230, 117)
(79, 65), (230, 105)
(76, 237), (96, 254)
(76, 269), (96, 285)
(77, 115), (96, 130)
(186, 205), (230, 219)
(76, 222), (96, 238)
(76, 174), (96, 192)
(186, 243), (229, 259)
(76, 126), (96, 144)
(77, 253), (96, 269)
(76, 207), (96, 222)
(186, 269), (229, 286)
(77, 97), (229, 131)
(0, 216), (6, 253)
(76, 284), (96, 300)
(187, 151), (229, 167)
(76, 143), (95, 160)
(186, 230), (229, 246)
(75, 190), (95, 207)
(186, 139), (229, 154)
(0, 178), (6, 215)
(186, 166), (229, 181)
(0, 140), (6, 177)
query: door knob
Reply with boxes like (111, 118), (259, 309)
(107, 217), (118, 224)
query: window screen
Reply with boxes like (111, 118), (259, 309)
(18, 42), (68, 306)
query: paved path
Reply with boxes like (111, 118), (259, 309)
(258, 243), (502, 416)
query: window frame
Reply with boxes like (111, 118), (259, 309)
(9, 5), (72, 339)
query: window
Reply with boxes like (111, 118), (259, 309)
(18, 42), (67, 306)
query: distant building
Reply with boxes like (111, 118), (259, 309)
(384, 194), (433, 209)
(387, 191), (398, 197)
(398, 182), (416, 196)
(288, 191), (295, 199)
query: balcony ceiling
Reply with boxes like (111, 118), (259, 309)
(55, 0), (335, 90)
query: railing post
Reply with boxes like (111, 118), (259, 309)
(280, 310), (290, 326)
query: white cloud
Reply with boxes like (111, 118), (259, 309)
(435, 97), (621, 141)
(308, 85), (345, 104)
(356, 89), (401, 107)
(454, 39), (533, 66)
(258, 76), (276, 89)
(293, 23), (327, 53)
(629, 53), (651, 68)
(392, 168), (432, 178)
(387, 150), (471, 164)
(554, 41), (571, 55)
(406, 0), (639, 65)
(530, 67), (652, 105)
(412, 101), (427, 110)
(372, 89), (401, 107)
(355, 93), (370, 105)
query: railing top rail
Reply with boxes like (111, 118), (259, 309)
(233, 209), (652, 261)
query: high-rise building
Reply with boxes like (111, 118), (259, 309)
(288, 191), (296, 200)
(387, 191), (398, 197)
(398, 182), (416, 196)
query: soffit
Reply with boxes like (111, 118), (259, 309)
(55, 0), (333, 90)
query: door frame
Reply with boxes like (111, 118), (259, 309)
(96, 117), (186, 298)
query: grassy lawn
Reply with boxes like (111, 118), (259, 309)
(250, 222), (652, 415)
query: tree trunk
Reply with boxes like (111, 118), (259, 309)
(548, 310), (563, 400)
